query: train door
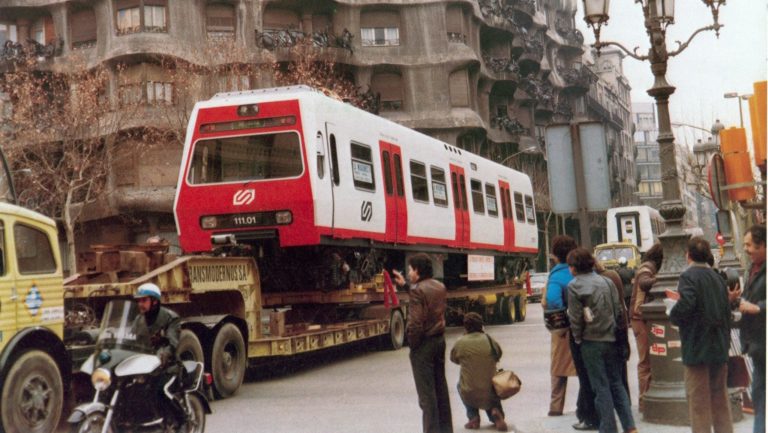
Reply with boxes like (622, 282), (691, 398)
(498, 181), (515, 250)
(325, 123), (341, 236)
(615, 212), (641, 248)
(450, 165), (469, 248)
(379, 141), (408, 243)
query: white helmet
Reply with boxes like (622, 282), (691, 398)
(135, 283), (161, 300)
(618, 257), (628, 266)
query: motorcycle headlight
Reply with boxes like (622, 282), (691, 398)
(91, 368), (112, 392)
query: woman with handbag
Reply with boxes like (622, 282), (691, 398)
(450, 312), (508, 432)
(566, 248), (636, 433)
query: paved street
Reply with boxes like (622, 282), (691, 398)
(207, 302), (754, 433)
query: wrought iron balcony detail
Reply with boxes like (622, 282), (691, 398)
(255, 28), (354, 54)
(555, 18), (585, 47)
(554, 100), (573, 119)
(491, 115), (529, 135)
(1, 39), (64, 62)
(482, 54), (520, 76)
(561, 67), (592, 92)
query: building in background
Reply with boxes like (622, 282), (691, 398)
(0, 0), (593, 269)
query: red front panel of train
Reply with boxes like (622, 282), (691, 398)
(175, 100), (317, 253)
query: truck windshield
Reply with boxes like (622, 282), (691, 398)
(187, 131), (302, 185)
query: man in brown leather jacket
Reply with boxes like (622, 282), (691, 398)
(394, 253), (454, 433)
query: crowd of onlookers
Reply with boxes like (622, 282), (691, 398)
(394, 223), (765, 433)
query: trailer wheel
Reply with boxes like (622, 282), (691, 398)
(211, 323), (246, 399)
(515, 296), (527, 322)
(1, 350), (63, 433)
(384, 309), (405, 350)
(177, 330), (204, 363)
(500, 296), (517, 324)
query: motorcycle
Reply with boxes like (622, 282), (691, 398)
(68, 300), (211, 433)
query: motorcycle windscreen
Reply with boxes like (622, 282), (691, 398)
(97, 300), (153, 353)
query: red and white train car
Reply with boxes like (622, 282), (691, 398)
(174, 86), (538, 290)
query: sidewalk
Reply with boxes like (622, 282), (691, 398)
(509, 408), (754, 433)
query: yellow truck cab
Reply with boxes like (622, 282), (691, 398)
(0, 201), (68, 433)
(594, 242), (641, 270)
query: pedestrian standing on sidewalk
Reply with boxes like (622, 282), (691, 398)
(393, 253), (453, 433)
(670, 237), (733, 433)
(729, 224), (766, 433)
(450, 312), (508, 432)
(567, 248), (636, 433)
(594, 263), (631, 398)
(543, 236), (580, 421)
(629, 243), (663, 412)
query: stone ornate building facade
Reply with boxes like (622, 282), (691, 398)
(0, 0), (593, 262)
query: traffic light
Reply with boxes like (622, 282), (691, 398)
(719, 127), (757, 202)
(748, 81), (766, 168)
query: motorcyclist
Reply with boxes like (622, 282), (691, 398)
(133, 283), (185, 426)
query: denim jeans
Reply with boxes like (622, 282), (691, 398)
(456, 383), (503, 422)
(752, 352), (766, 433)
(580, 340), (635, 433)
(570, 332), (599, 426)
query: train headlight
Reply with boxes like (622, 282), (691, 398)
(275, 211), (292, 224)
(91, 368), (112, 391)
(201, 216), (218, 229)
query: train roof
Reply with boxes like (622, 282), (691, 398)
(194, 85), (533, 184)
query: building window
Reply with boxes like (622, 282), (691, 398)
(470, 179), (485, 214)
(449, 69), (470, 108)
(0, 22), (17, 45)
(206, 3), (235, 40)
(70, 9), (98, 48)
(350, 142), (375, 191)
(410, 161), (429, 202)
(446, 5), (465, 43)
(115, 0), (168, 35)
(370, 72), (404, 111)
(146, 81), (173, 104)
(360, 10), (400, 46)
(119, 81), (174, 106)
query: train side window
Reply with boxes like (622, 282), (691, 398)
(513, 192), (525, 222)
(410, 160), (429, 202)
(459, 175), (468, 210)
(350, 142), (375, 191)
(470, 179), (485, 214)
(330, 134), (340, 186)
(451, 172), (460, 209)
(316, 132), (325, 179)
(485, 183), (498, 217)
(524, 194), (536, 224)
(393, 154), (404, 196)
(430, 166), (448, 207)
(382, 151), (393, 195)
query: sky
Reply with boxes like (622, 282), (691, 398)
(574, 0), (767, 148)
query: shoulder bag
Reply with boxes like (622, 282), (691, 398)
(486, 335), (521, 399)
(544, 307), (569, 333)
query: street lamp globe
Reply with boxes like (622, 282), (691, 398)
(711, 119), (725, 145)
(654, 0), (675, 26)
(692, 137), (718, 172)
(582, 0), (610, 25)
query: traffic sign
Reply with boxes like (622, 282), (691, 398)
(708, 153), (730, 211)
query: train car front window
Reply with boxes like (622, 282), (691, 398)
(187, 132), (302, 184)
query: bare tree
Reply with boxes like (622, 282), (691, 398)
(0, 56), (136, 270)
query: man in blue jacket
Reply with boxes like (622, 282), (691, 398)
(670, 237), (733, 433)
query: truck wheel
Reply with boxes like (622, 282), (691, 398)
(384, 309), (405, 350)
(515, 296), (527, 322)
(211, 323), (246, 399)
(1, 350), (63, 433)
(177, 330), (204, 363)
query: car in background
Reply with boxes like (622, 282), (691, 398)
(528, 272), (548, 303)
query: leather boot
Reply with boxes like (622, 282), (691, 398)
(490, 408), (508, 432)
(464, 416), (480, 429)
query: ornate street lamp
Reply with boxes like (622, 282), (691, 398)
(692, 137), (718, 173)
(580, 0), (732, 425)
